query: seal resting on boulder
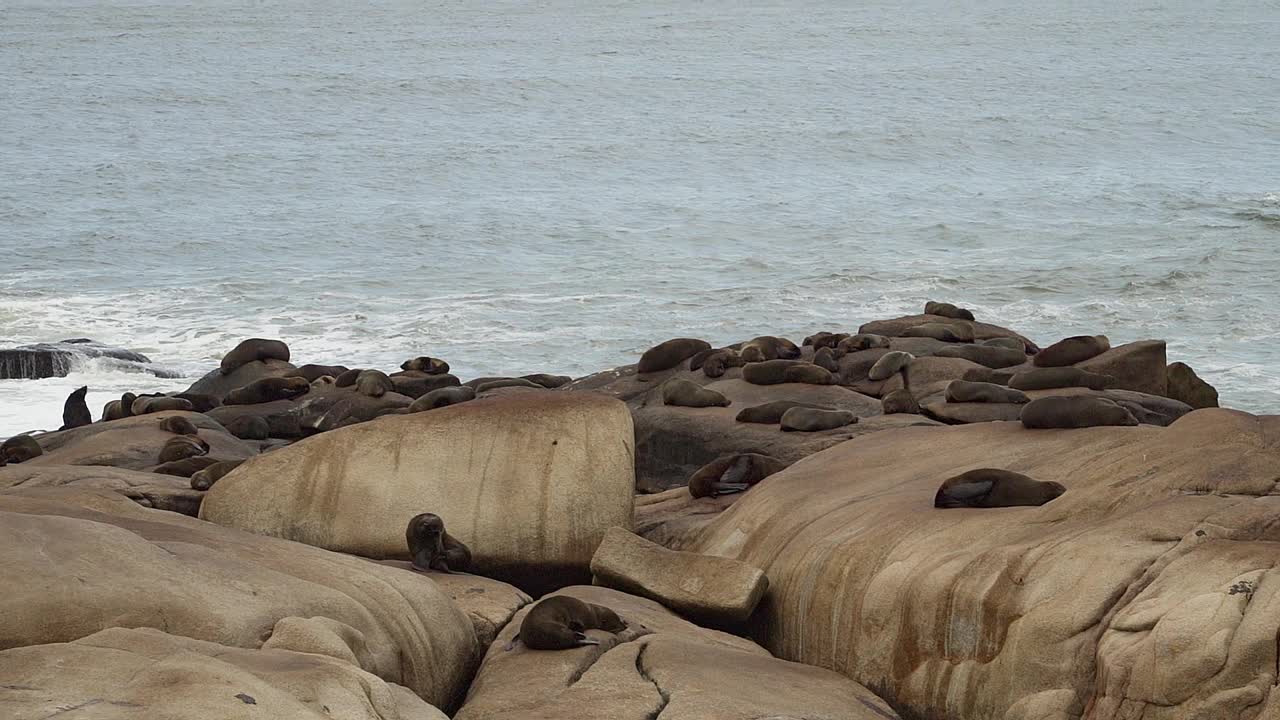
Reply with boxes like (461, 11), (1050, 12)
(509, 595), (628, 651)
(1033, 335), (1110, 367)
(0, 434), (43, 464)
(638, 338), (712, 374)
(661, 379), (730, 408)
(780, 407), (856, 432)
(406, 512), (472, 573)
(934, 468), (1065, 508)
(1020, 396), (1139, 429)
(735, 400), (833, 424)
(924, 300), (976, 321)
(219, 338), (290, 376)
(688, 453), (787, 498)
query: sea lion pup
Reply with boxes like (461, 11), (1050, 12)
(158, 415), (199, 435)
(837, 333), (892, 354)
(131, 395), (195, 416)
(0, 434), (43, 464)
(934, 469), (1065, 508)
(688, 453), (787, 498)
(701, 348), (744, 378)
(735, 400), (833, 424)
(60, 386), (92, 430)
(173, 392), (221, 413)
(637, 338), (712, 374)
(405, 512), (472, 573)
(409, 386), (477, 413)
(738, 336), (802, 363)
(158, 435), (210, 464)
(1033, 335), (1110, 367)
(945, 380), (1030, 404)
(334, 368), (364, 387)
(781, 407), (857, 432)
(521, 373), (572, 389)
(902, 322), (974, 343)
(868, 351), (914, 381)
(400, 356), (450, 375)
(288, 364), (350, 383)
(1020, 396), (1139, 429)
(510, 595), (627, 651)
(225, 415), (270, 440)
(1009, 367), (1113, 392)
(981, 337), (1027, 351)
(224, 376), (311, 406)
(742, 360), (835, 386)
(355, 370), (394, 398)
(661, 379), (730, 408)
(924, 301), (976, 321)
(881, 388), (920, 415)
(812, 347), (839, 373)
(219, 338), (290, 375)
(190, 459), (245, 491)
(153, 456), (220, 478)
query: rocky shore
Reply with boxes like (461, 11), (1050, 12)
(1, 302), (1274, 720)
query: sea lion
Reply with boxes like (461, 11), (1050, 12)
(962, 368), (1016, 386)
(60, 386), (91, 430)
(312, 375), (335, 386)
(189, 459), (245, 491)
(131, 396), (195, 416)
(661, 379), (730, 408)
(355, 370), (394, 398)
(511, 595), (627, 651)
(118, 392), (137, 418)
(902, 322), (974, 343)
(408, 386), (476, 413)
(289, 364), (350, 383)
(224, 415), (270, 440)
(405, 513), (472, 573)
(944, 380), (1030, 404)
(837, 334), (892, 353)
(1020, 396), (1139, 429)
(638, 338), (712, 374)
(173, 392), (221, 413)
(881, 388), (920, 415)
(224, 376), (311, 406)
(400, 356), (450, 375)
(742, 360), (835, 386)
(803, 332), (850, 351)
(924, 301), (976, 321)
(701, 349), (744, 378)
(158, 415), (199, 435)
(153, 456), (220, 478)
(157, 435), (209, 464)
(1033, 335), (1110, 367)
(219, 338), (290, 375)
(735, 400), (834, 424)
(934, 345), (1027, 369)
(0, 434), (43, 464)
(688, 453), (787, 498)
(1009, 367), (1113, 391)
(868, 351), (914, 381)
(780, 407), (856, 432)
(934, 469), (1065, 508)
(738, 336), (802, 363)
(101, 400), (123, 422)
(521, 373), (572, 389)
(334, 368), (364, 387)
(980, 337), (1027, 351)
(476, 378), (543, 393)
(812, 347), (840, 373)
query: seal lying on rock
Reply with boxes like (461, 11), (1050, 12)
(662, 379), (730, 408)
(189, 459), (245, 491)
(868, 351), (913, 381)
(0, 434), (43, 464)
(224, 415), (270, 441)
(60, 386), (91, 430)
(924, 301), (976, 321)
(158, 435), (209, 464)
(881, 389), (920, 415)
(838, 334), (892, 353)
(803, 332), (849, 350)
(638, 338), (712, 374)
(509, 595), (628, 651)
(158, 415), (199, 436)
(1009, 367), (1113, 391)
(355, 370), (394, 398)
(334, 368), (363, 387)
(408, 386), (476, 413)
(945, 380), (1029, 404)
(742, 360), (835, 386)
(219, 338), (290, 375)
(701, 349), (744, 378)
(735, 400), (833, 424)
(131, 395), (194, 416)
(406, 512), (472, 573)
(289, 364), (350, 383)
(1020, 396), (1139, 429)
(781, 407), (856, 432)
(225, 376), (310, 406)
(813, 347), (839, 372)
(739, 336), (802, 363)
(401, 356), (450, 375)
(153, 456), (220, 478)
(173, 392), (221, 413)
(521, 373), (572, 388)
(934, 469), (1065, 508)
(688, 453), (788, 498)
(934, 344), (1027, 369)
(476, 378), (543, 393)
(902, 323), (974, 343)
(981, 337), (1026, 351)
(1033, 335), (1110, 367)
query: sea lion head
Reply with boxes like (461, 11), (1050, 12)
(406, 513), (447, 570)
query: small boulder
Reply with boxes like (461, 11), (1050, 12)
(1166, 361), (1219, 409)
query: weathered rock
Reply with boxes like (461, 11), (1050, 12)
(186, 358), (299, 401)
(0, 339), (166, 380)
(1076, 339), (1167, 396)
(25, 411), (255, 471)
(633, 487), (742, 550)
(0, 464), (202, 515)
(559, 364), (657, 401)
(201, 393), (635, 594)
(375, 561), (532, 648)
(590, 527), (767, 623)
(1166, 361), (1219, 409)
(207, 399), (306, 439)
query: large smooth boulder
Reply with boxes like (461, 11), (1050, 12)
(633, 487), (742, 550)
(0, 627), (449, 720)
(455, 586), (900, 720)
(1166, 361), (1219, 409)
(1076, 340), (1167, 396)
(0, 488), (479, 710)
(0, 464), (201, 515)
(186, 359), (299, 401)
(375, 561), (532, 648)
(25, 411), (256, 471)
(201, 393), (635, 594)
(686, 409), (1280, 720)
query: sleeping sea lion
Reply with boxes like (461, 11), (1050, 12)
(510, 595), (627, 651)
(224, 376), (311, 406)
(157, 435), (209, 464)
(173, 392), (221, 413)
(334, 368), (363, 387)
(934, 344), (1027, 369)
(803, 332), (849, 350)
(405, 512), (472, 573)
(408, 386), (476, 413)
(1033, 335), (1110, 367)
(158, 415), (200, 435)
(881, 388), (920, 415)
(944, 380), (1030, 404)
(638, 338), (712, 374)
(1020, 396), (1139, 429)
(189, 459), (245, 491)
(152, 456), (220, 478)
(735, 400), (834, 424)
(812, 347), (839, 373)
(289, 364), (350, 383)
(902, 323), (974, 343)
(224, 415), (270, 440)
(701, 348), (744, 378)
(60, 386), (91, 430)
(521, 373), (572, 388)
(924, 301), (976, 321)
(401, 357), (450, 375)
(101, 400), (123, 422)
(780, 407), (856, 432)
(934, 469), (1065, 508)
(476, 378), (543, 393)
(981, 337), (1027, 351)
(661, 379), (730, 408)
(0, 434), (43, 464)
(742, 360), (835, 386)
(962, 368), (1016, 386)
(131, 396), (195, 416)
(355, 370), (394, 398)
(219, 338), (290, 375)
(688, 453), (787, 498)
(738, 336), (802, 363)
(868, 351), (913, 381)
(1009, 367), (1113, 392)
(837, 334), (892, 353)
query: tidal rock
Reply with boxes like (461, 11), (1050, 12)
(1166, 361), (1219, 409)
(186, 359), (299, 401)
(0, 339), (169, 380)
(1076, 339), (1167, 396)
(0, 464), (202, 515)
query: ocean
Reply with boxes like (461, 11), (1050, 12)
(2, 0), (1278, 436)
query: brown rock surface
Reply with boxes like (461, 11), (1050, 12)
(0, 463), (202, 515)
(25, 411), (256, 471)
(1166, 361), (1220, 409)
(1076, 339), (1168, 396)
(186, 358), (299, 401)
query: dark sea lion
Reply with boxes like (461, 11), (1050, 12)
(60, 386), (91, 431)
(1020, 396), (1139, 429)
(962, 368), (1016, 386)
(153, 456), (220, 478)
(219, 338), (290, 375)
(400, 356), (450, 375)
(158, 415), (199, 435)
(902, 322), (974, 343)
(405, 513), (472, 573)
(945, 380), (1030, 404)
(803, 332), (850, 351)
(735, 400), (834, 424)
(812, 347), (840, 373)
(224, 376), (311, 406)
(225, 415), (270, 441)
(934, 344), (1027, 369)
(289, 364), (350, 383)
(981, 337), (1027, 351)
(512, 595), (627, 651)
(311, 375), (336, 387)
(131, 396), (195, 416)
(738, 336), (802, 363)
(476, 378), (543, 393)
(101, 400), (123, 422)
(1033, 335), (1110, 367)
(521, 373), (572, 389)
(741, 360), (834, 386)
(334, 368), (364, 387)
(924, 301), (976, 321)
(688, 452), (787, 498)
(157, 435), (209, 464)
(934, 469), (1065, 508)
(868, 351), (914, 381)
(172, 392), (221, 413)
(780, 407), (856, 432)
(0, 434), (43, 464)
(661, 379), (730, 408)
(409, 386), (477, 413)
(638, 338), (712, 374)
(355, 370), (394, 398)
(118, 392), (137, 418)
(1009, 367), (1113, 391)
(189, 459), (245, 491)
(837, 334), (892, 354)
(701, 348), (744, 378)
(881, 388), (920, 415)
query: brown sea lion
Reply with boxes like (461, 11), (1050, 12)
(405, 512), (472, 573)
(661, 379), (730, 408)
(812, 347), (839, 373)
(981, 337), (1027, 351)
(219, 338), (290, 375)
(157, 435), (209, 464)
(934, 469), (1065, 508)
(1033, 335), (1110, 367)
(924, 301), (976, 321)
(803, 332), (850, 350)
(780, 407), (856, 432)
(476, 378), (543, 393)
(101, 400), (123, 422)
(334, 368), (363, 387)
(173, 392), (221, 413)
(962, 368), (1016, 386)
(638, 338), (712, 374)
(688, 452), (787, 498)
(131, 396), (195, 416)
(224, 415), (270, 441)
(521, 373), (572, 388)
(1020, 396), (1139, 429)
(189, 459), (245, 491)
(158, 415), (199, 435)
(224, 376), (311, 406)
(153, 456), (220, 478)
(701, 349), (744, 378)
(1009, 367), (1113, 391)
(742, 360), (835, 386)
(118, 392), (137, 418)
(400, 357), (450, 375)
(0, 434), (43, 464)
(735, 400), (834, 424)
(837, 334), (892, 353)
(945, 380), (1030, 404)
(60, 386), (91, 431)
(408, 386), (477, 413)
(868, 351), (914, 381)
(289, 364), (350, 383)
(881, 388), (920, 415)
(511, 595), (627, 651)
(934, 345), (1027, 369)
(902, 322), (974, 343)
(355, 370), (394, 398)
(738, 336), (802, 363)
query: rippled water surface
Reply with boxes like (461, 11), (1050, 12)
(2, 0), (1278, 434)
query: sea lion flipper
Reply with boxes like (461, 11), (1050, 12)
(573, 632), (600, 647)
(504, 634), (521, 651)
(712, 482), (750, 495)
(940, 480), (995, 502)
